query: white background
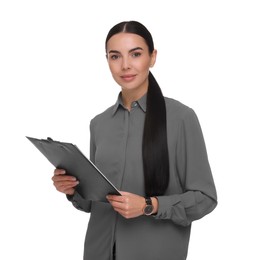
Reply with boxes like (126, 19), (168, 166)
(1, 0), (256, 259)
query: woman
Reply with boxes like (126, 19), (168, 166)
(52, 21), (217, 260)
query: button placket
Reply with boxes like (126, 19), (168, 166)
(118, 110), (130, 190)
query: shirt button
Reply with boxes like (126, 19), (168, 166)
(132, 102), (138, 108)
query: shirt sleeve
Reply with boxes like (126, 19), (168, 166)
(154, 108), (217, 226)
(66, 191), (91, 212)
(66, 119), (96, 212)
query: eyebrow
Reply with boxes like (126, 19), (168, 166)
(108, 47), (143, 54)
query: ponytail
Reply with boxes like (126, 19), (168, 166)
(142, 71), (170, 197)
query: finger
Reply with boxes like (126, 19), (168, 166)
(55, 181), (79, 192)
(118, 191), (131, 196)
(52, 175), (77, 182)
(56, 180), (79, 187)
(108, 200), (125, 211)
(58, 186), (75, 194)
(107, 194), (125, 202)
(63, 188), (75, 195)
(113, 207), (126, 215)
(62, 183), (78, 190)
(54, 168), (66, 175)
(113, 207), (132, 219)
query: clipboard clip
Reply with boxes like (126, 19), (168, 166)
(47, 137), (54, 142)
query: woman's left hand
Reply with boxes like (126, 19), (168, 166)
(106, 191), (145, 219)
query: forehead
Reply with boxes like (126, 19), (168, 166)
(106, 32), (147, 52)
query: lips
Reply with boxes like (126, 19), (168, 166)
(121, 74), (136, 82)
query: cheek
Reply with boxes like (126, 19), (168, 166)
(108, 64), (122, 84)
(135, 58), (151, 72)
(108, 62), (120, 76)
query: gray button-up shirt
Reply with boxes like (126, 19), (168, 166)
(68, 93), (217, 260)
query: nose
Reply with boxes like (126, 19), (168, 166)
(121, 57), (130, 70)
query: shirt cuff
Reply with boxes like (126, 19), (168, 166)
(66, 191), (84, 210)
(153, 195), (181, 219)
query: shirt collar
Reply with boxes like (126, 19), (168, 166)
(137, 93), (147, 112)
(112, 92), (147, 116)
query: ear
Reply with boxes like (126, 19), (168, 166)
(150, 49), (157, 68)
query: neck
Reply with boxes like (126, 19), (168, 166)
(121, 85), (148, 111)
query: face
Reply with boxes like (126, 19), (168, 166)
(106, 33), (157, 94)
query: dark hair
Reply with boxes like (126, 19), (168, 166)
(105, 21), (169, 197)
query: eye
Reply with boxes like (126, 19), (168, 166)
(131, 52), (142, 58)
(110, 54), (120, 60)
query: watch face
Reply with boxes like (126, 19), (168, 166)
(144, 205), (154, 215)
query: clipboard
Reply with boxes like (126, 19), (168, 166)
(26, 136), (121, 202)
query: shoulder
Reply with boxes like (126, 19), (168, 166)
(164, 97), (203, 137)
(164, 97), (196, 120)
(90, 104), (116, 129)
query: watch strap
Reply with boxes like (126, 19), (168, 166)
(145, 197), (152, 206)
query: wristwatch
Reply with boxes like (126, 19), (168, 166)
(143, 197), (154, 216)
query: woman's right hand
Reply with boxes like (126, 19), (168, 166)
(52, 169), (79, 196)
